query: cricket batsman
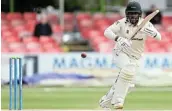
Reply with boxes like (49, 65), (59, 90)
(99, 1), (161, 110)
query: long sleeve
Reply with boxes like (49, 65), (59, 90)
(104, 21), (121, 40)
(141, 22), (161, 40)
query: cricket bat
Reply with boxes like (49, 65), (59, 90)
(130, 10), (159, 39)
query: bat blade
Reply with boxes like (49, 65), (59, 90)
(130, 10), (159, 39)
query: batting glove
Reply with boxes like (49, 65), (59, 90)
(115, 36), (132, 49)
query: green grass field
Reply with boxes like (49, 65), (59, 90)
(2, 86), (172, 110)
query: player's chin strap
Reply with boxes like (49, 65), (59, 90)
(125, 17), (141, 27)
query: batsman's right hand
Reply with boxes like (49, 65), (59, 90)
(116, 36), (132, 49)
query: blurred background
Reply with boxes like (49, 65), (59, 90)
(1, 0), (172, 110)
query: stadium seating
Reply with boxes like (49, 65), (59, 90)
(23, 12), (36, 21)
(1, 12), (172, 53)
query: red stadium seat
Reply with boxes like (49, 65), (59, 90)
(5, 36), (21, 43)
(1, 19), (9, 26)
(79, 19), (93, 29)
(167, 43), (172, 52)
(48, 14), (59, 25)
(43, 42), (57, 50)
(149, 43), (162, 52)
(144, 46), (151, 52)
(11, 19), (25, 27)
(162, 16), (172, 26)
(25, 42), (40, 50)
(1, 25), (12, 32)
(93, 13), (105, 21)
(94, 19), (111, 28)
(146, 37), (157, 44)
(2, 47), (10, 53)
(91, 37), (109, 49)
(13, 25), (32, 37)
(147, 42), (161, 49)
(98, 25), (109, 32)
(39, 36), (55, 43)
(76, 13), (92, 21)
(64, 13), (74, 22)
(106, 13), (122, 23)
(64, 24), (74, 32)
(11, 47), (27, 53)
(2, 30), (17, 38)
(44, 47), (62, 52)
(52, 25), (63, 33)
(23, 12), (36, 21)
(81, 28), (103, 39)
(160, 37), (171, 46)
(7, 12), (23, 21)
(90, 35), (107, 42)
(1, 12), (6, 20)
(13, 25), (26, 33)
(26, 19), (37, 24)
(25, 20), (37, 32)
(23, 37), (39, 43)
(87, 30), (102, 39)
(154, 47), (167, 52)
(27, 47), (44, 53)
(9, 42), (24, 50)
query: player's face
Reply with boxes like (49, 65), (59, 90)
(127, 12), (140, 25)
